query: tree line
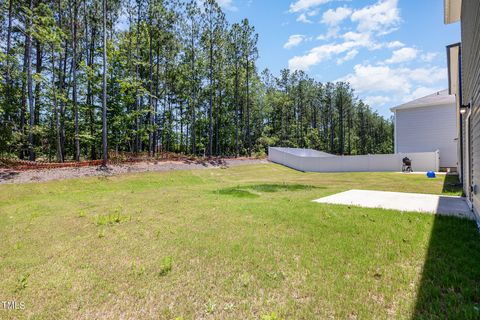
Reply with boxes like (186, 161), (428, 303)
(0, 0), (393, 163)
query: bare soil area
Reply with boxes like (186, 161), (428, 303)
(0, 158), (268, 184)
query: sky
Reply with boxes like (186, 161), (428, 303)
(217, 0), (461, 118)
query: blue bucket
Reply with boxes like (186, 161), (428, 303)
(427, 171), (436, 178)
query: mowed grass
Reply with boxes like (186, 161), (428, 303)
(0, 164), (479, 319)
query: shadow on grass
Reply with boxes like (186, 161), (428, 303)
(216, 183), (322, 198)
(412, 215), (480, 319)
(442, 174), (464, 196)
(217, 187), (260, 198)
(249, 183), (320, 192)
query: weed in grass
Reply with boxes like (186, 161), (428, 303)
(266, 270), (285, 281)
(160, 308), (174, 319)
(223, 302), (234, 312)
(95, 209), (131, 226)
(158, 256), (173, 276)
(15, 273), (30, 293)
(261, 312), (280, 320)
(130, 262), (146, 277)
(30, 212), (41, 219)
(98, 229), (105, 238)
(78, 210), (86, 218)
(204, 300), (216, 314)
(13, 242), (23, 250)
(239, 272), (251, 287)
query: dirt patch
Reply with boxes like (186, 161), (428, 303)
(0, 158), (268, 185)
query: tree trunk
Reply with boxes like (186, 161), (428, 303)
(234, 61), (239, 157)
(52, 47), (63, 162)
(57, 0), (66, 161)
(34, 41), (42, 127)
(27, 0), (35, 161)
(148, 24), (154, 156)
(190, 22), (196, 155)
(208, 30), (213, 156)
(101, 0), (108, 167)
(5, 0), (13, 85)
(154, 45), (161, 156)
(246, 56), (251, 156)
(87, 13), (97, 160)
(72, 0), (80, 161)
(339, 93), (344, 155)
(134, 3), (141, 154)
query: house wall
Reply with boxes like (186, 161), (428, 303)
(461, 0), (480, 218)
(395, 104), (458, 168)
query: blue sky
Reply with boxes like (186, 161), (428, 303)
(218, 0), (460, 117)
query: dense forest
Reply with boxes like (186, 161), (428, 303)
(0, 0), (393, 164)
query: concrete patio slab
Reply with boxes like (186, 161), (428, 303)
(313, 189), (473, 220)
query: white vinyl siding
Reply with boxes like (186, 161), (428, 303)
(395, 104), (458, 168)
(461, 0), (480, 218)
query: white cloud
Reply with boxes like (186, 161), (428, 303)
(289, 0), (331, 13)
(321, 7), (352, 26)
(337, 49), (359, 64)
(297, 13), (313, 23)
(289, 43), (350, 70)
(386, 41), (404, 48)
(421, 52), (439, 62)
(296, 9), (318, 23)
(317, 26), (340, 40)
(284, 35), (306, 49)
(340, 64), (412, 94)
(217, 0), (237, 11)
(289, 41), (359, 70)
(407, 67), (447, 84)
(338, 64), (447, 95)
(350, 0), (401, 35)
(364, 95), (391, 107)
(342, 31), (372, 45)
(385, 47), (418, 64)
(290, 31), (380, 70)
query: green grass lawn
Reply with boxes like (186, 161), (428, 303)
(0, 164), (479, 319)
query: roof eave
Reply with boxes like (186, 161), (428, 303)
(446, 43), (461, 96)
(444, 0), (462, 24)
(390, 100), (455, 112)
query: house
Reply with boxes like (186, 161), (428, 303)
(444, 0), (479, 222)
(391, 90), (457, 170)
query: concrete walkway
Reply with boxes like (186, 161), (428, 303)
(313, 189), (473, 220)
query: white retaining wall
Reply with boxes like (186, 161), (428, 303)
(268, 147), (440, 172)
